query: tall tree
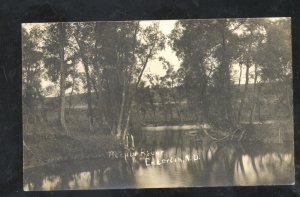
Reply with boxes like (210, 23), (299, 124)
(92, 21), (140, 136)
(170, 19), (244, 128)
(43, 23), (78, 134)
(58, 23), (69, 134)
(256, 19), (292, 118)
(22, 26), (44, 125)
(73, 22), (96, 132)
(235, 20), (265, 123)
(121, 22), (165, 139)
(212, 19), (245, 127)
(170, 20), (216, 123)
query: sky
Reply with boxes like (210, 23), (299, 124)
(140, 20), (180, 79)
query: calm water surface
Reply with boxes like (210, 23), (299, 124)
(23, 130), (294, 190)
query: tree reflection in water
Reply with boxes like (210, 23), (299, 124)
(24, 130), (294, 190)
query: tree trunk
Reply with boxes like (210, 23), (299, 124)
(249, 64), (258, 123)
(238, 62), (243, 87)
(117, 78), (126, 139)
(219, 25), (234, 126)
(121, 46), (154, 138)
(93, 23), (105, 129)
(58, 23), (69, 135)
(83, 61), (94, 133)
(36, 88), (48, 123)
(123, 108), (131, 140)
(67, 74), (76, 114)
(173, 95), (182, 122)
(74, 25), (94, 132)
(238, 59), (250, 122)
(201, 76), (209, 122)
(119, 24), (140, 139)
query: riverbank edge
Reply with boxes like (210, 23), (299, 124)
(23, 133), (123, 170)
(24, 121), (293, 170)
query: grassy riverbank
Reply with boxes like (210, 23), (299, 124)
(23, 116), (293, 169)
(242, 121), (293, 143)
(23, 132), (122, 169)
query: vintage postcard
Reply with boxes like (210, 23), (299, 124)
(22, 18), (294, 190)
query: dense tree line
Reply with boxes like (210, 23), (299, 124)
(22, 18), (292, 139)
(169, 18), (292, 129)
(22, 21), (165, 139)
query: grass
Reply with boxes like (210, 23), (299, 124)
(23, 132), (122, 169)
(243, 120), (294, 143)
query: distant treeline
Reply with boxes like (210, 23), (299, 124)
(40, 81), (291, 126)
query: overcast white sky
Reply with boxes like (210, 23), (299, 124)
(141, 20), (180, 78)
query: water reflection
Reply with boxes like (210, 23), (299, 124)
(234, 153), (293, 185)
(24, 130), (294, 190)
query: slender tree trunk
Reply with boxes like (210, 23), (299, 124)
(238, 62), (243, 87)
(201, 76), (209, 123)
(236, 62), (243, 123)
(249, 64), (258, 123)
(163, 103), (168, 122)
(90, 74), (105, 130)
(84, 63), (94, 133)
(90, 77), (99, 99)
(122, 46), (154, 138)
(123, 108), (131, 140)
(68, 74), (75, 114)
(35, 88), (47, 123)
(74, 26), (94, 132)
(170, 79), (182, 122)
(168, 98), (173, 121)
(238, 59), (250, 122)
(258, 98), (262, 122)
(269, 79), (288, 121)
(117, 77), (126, 139)
(58, 23), (69, 135)
(93, 23), (104, 129)
(220, 26), (234, 126)
(218, 31), (226, 119)
(173, 95), (182, 122)
(215, 21), (234, 127)
(120, 24), (140, 139)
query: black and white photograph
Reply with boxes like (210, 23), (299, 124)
(22, 18), (294, 190)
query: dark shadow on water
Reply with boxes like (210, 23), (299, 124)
(23, 130), (294, 190)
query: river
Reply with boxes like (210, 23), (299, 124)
(23, 129), (294, 190)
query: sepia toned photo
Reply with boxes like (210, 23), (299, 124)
(22, 18), (294, 191)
